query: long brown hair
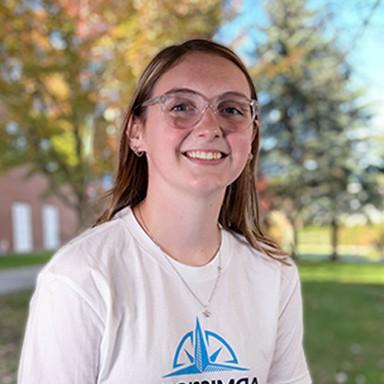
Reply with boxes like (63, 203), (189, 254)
(96, 39), (288, 263)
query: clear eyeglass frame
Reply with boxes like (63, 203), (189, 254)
(141, 90), (258, 132)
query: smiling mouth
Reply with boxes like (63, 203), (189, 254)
(182, 151), (228, 160)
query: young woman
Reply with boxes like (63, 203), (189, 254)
(18, 39), (311, 384)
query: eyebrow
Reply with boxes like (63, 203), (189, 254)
(164, 87), (251, 99)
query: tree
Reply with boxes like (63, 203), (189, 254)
(0, 0), (223, 228)
(98, 0), (223, 106)
(0, 0), (107, 227)
(252, 0), (381, 259)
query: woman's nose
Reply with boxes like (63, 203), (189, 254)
(193, 106), (223, 139)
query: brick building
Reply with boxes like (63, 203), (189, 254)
(0, 166), (78, 254)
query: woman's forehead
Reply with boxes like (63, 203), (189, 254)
(151, 52), (251, 98)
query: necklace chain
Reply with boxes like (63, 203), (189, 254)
(136, 206), (222, 318)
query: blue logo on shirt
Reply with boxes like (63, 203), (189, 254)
(163, 318), (249, 377)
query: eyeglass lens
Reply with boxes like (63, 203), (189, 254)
(161, 92), (256, 131)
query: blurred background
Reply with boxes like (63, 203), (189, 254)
(0, 0), (383, 383)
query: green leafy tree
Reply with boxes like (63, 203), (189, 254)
(0, 0), (223, 228)
(0, 0), (106, 227)
(252, 0), (382, 259)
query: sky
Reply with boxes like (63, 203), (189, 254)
(215, 0), (384, 132)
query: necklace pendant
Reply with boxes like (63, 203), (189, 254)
(203, 309), (211, 318)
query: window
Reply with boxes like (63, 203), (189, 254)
(12, 203), (33, 252)
(42, 205), (60, 250)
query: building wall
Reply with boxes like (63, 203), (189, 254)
(0, 166), (78, 253)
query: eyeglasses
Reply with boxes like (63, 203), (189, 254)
(141, 90), (258, 132)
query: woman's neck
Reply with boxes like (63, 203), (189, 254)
(135, 188), (225, 267)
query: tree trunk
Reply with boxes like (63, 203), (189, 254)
(76, 193), (95, 231)
(289, 216), (300, 260)
(291, 224), (299, 259)
(330, 216), (339, 261)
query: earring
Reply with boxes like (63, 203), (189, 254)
(131, 147), (144, 157)
(248, 152), (254, 161)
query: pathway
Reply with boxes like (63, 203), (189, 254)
(0, 265), (44, 295)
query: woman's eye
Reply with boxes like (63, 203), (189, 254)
(168, 100), (196, 113)
(170, 103), (190, 112)
(223, 106), (242, 115)
(217, 100), (250, 118)
(219, 103), (246, 117)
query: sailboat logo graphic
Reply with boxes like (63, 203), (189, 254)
(163, 318), (249, 377)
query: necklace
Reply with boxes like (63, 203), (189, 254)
(136, 206), (222, 318)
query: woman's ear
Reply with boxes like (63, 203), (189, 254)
(127, 116), (146, 156)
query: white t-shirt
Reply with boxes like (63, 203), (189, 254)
(18, 207), (311, 384)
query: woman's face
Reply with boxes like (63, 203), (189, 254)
(131, 52), (256, 199)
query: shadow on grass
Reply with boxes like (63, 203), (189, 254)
(297, 253), (380, 263)
(0, 290), (33, 384)
(303, 281), (384, 384)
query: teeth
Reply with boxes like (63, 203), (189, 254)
(186, 151), (223, 160)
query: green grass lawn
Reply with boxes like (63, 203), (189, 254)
(300, 263), (384, 384)
(0, 290), (31, 384)
(0, 262), (383, 383)
(0, 251), (53, 269)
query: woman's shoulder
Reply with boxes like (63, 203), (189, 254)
(31, 207), (140, 319)
(39, 207), (136, 282)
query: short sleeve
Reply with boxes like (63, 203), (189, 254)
(18, 273), (104, 384)
(267, 263), (312, 384)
